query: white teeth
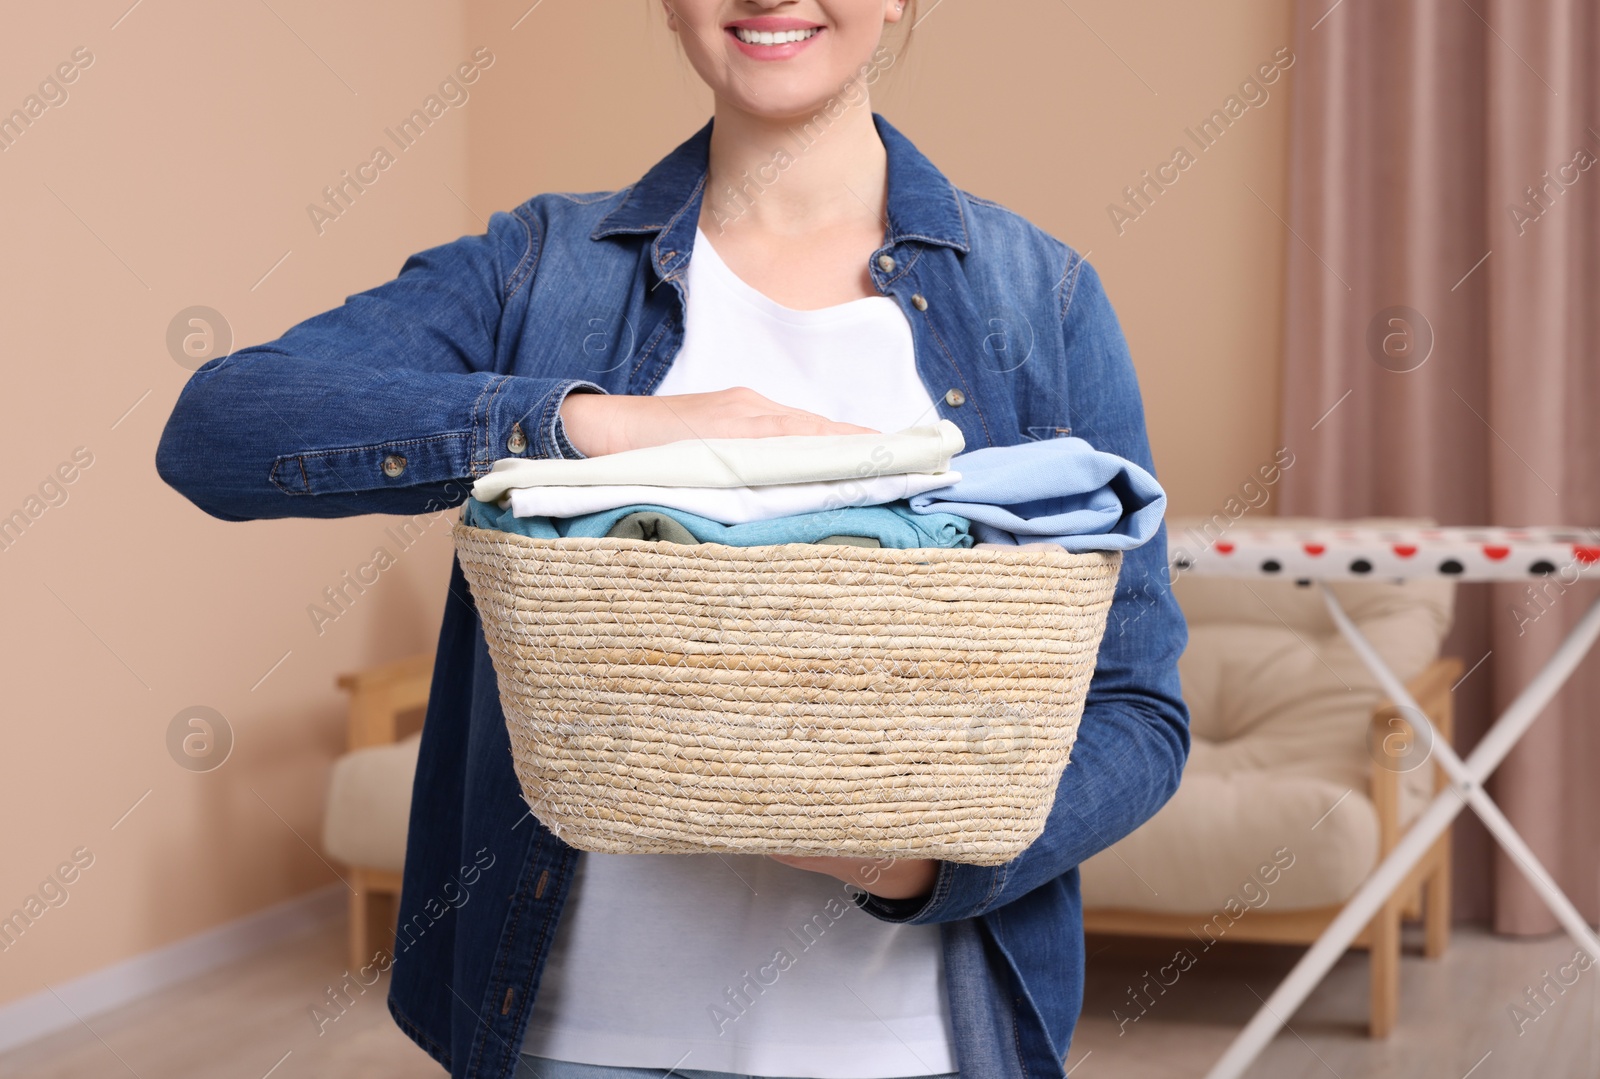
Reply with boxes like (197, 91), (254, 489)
(733, 27), (819, 45)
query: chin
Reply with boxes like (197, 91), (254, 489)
(742, 94), (850, 125)
(719, 71), (862, 124)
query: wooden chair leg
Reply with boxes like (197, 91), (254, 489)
(1401, 884), (1423, 922)
(349, 868), (372, 973)
(1422, 666), (1454, 961)
(1424, 840), (1452, 959)
(1361, 655), (1460, 1035)
(349, 868), (399, 971)
(1368, 895), (1403, 1038)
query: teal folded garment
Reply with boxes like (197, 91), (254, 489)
(461, 497), (973, 550)
(601, 510), (883, 547)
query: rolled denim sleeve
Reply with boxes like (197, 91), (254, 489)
(154, 206), (604, 522)
(857, 256), (1191, 925)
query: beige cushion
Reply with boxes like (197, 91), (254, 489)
(321, 732), (421, 872)
(1080, 517), (1455, 913)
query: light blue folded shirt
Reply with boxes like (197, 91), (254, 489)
(907, 437), (1167, 552)
(462, 497), (974, 550)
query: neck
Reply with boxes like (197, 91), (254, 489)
(702, 98), (889, 236)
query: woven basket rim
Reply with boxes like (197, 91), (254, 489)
(452, 519), (1120, 568)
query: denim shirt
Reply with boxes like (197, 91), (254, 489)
(155, 112), (1190, 1079)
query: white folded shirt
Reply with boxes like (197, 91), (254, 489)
(504, 471), (961, 525)
(470, 419), (965, 502)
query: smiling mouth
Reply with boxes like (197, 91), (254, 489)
(730, 26), (822, 45)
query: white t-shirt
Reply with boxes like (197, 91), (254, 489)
(653, 227), (943, 431)
(517, 229), (954, 1077)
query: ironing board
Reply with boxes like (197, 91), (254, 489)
(1162, 524), (1600, 1078)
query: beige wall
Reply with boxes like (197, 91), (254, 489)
(0, 0), (1290, 1005)
(0, 1), (469, 1004)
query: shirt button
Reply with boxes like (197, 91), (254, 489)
(877, 254), (896, 273)
(381, 454), (407, 478)
(911, 294), (929, 311)
(506, 423), (528, 454)
(944, 388), (966, 407)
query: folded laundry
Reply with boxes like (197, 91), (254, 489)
(461, 496), (973, 551)
(503, 471), (960, 525)
(604, 510), (881, 547)
(470, 419), (965, 501)
(972, 542), (1073, 553)
(909, 436), (1166, 552)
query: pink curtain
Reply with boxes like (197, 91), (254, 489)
(1278, 0), (1600, 933)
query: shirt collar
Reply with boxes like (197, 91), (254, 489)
(590, 111), (971, 257)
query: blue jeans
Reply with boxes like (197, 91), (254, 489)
(519, 1056), (958, 1079)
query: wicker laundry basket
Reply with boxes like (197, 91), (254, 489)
(454, 521), (1122, 865)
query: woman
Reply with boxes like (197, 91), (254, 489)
(155, 2), (1190, 1077)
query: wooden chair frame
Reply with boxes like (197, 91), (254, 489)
(333, 652), (433, 972)
(1082, 655), (1463, 1037)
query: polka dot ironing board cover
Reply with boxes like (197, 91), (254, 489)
(1169, 525), (1600, 581)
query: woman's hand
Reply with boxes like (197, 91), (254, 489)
(559, 386), (879, 457)
(767, 854), (939, 902)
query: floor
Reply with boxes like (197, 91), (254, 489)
(0, 919), (441, 1079)
(2, 920), (1594, 1078)
(1070, 927), (1600, 1078)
